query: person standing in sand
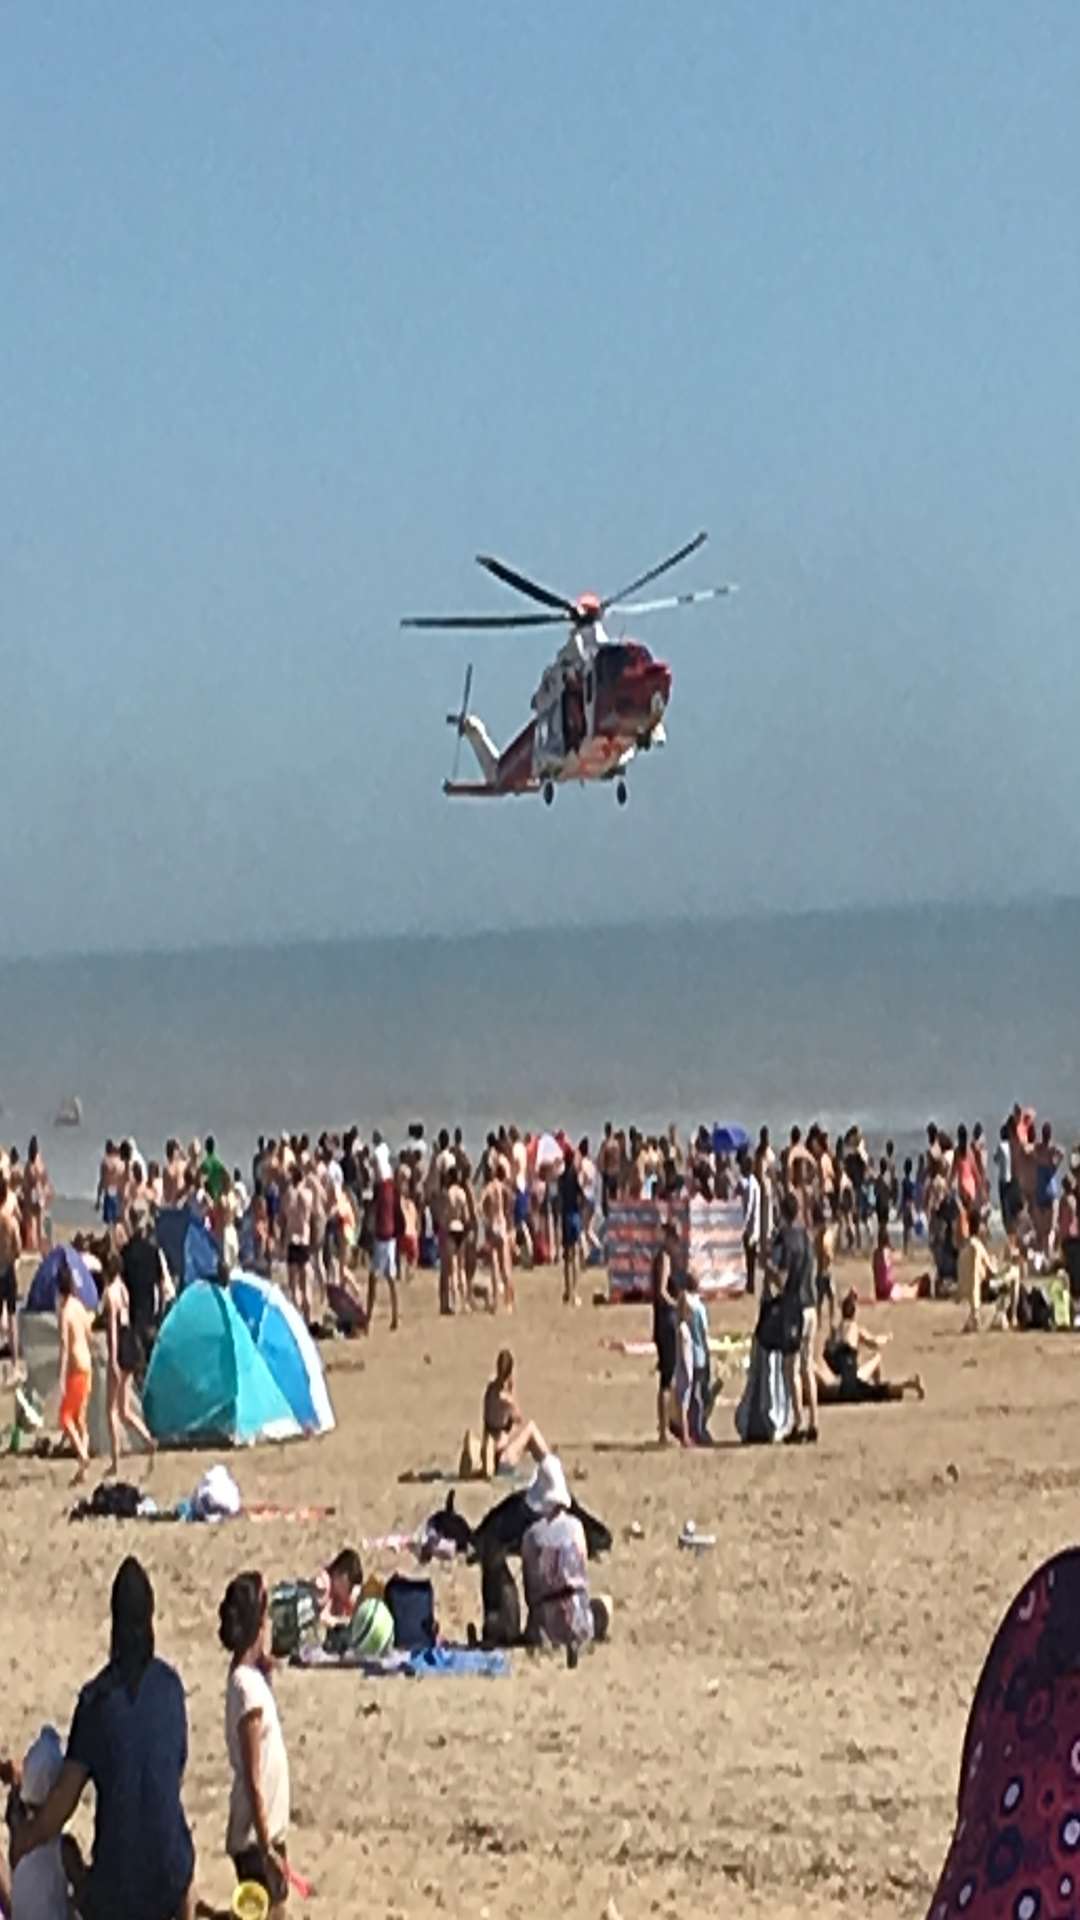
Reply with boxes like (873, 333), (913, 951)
(367, 1152), (401, 1333)
(102, 1252), (156, 1477)
(740, 1149), (762, 1295)
(56, 1259), (94, 1483)
(559, 1144), (584, 1308)
(0, 1175), (22, 1371)
(20, 1138), (51, 1255)
(768, 1191), (819, 1446)
(444, 1166), (470, 1313)
(480, 1159), (513, 1313)
(96, 1140), (124, 1227)
(283, 1165), (313, 1324)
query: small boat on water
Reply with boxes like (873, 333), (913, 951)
(53, 1097), (83, 1128)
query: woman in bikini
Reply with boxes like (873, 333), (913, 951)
(481, 1349), (549, 1478)
(817, 1289), (925, 1404)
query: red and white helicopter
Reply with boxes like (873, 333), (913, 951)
(402, 530), (733, 805)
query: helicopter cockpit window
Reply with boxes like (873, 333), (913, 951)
(596, 644), (629, 687)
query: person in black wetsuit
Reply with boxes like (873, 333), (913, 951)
(651, 1222), (681, 1445)
(818, 1289), (925, 1404)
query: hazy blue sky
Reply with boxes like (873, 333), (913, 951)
(4, 1), (1080, 956)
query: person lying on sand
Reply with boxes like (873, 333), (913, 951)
(481, 1349), (549, 1478)
(816, 1289), (925, 1403)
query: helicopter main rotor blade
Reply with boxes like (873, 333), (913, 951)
(400, 611), (567, 631)
(601, 530), (708, 612)
(476, 554), (576, 614)
(606, 584), (735, 618)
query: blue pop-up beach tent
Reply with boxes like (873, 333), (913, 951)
(229, 1274), (335, 1436)
(143, 1282), (300, 1445)
(155, 1206), (221, 1289)
(25, 1245), (99, 1312)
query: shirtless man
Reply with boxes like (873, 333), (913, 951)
(0, 1177), (21, 1368)
(283, 1166), (314, 1322)
(96, 1140), (124, 1227)
(509, 1127), (533, 1266)
(599, 1123), (621, 1216)
(56, 1258), (94, 1482)
(102, 1251), (155, 1475)
(161, 1138), (186, 1208)
(481, 1160), (513, 1313)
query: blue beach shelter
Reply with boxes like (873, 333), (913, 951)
(143, 1282), (300, 1445)
(25, 1245), (99, 1312)
(229, 1275), (336, 1436)
(155, 1206), (221, 1289)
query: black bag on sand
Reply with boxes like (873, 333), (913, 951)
(385, 1574), (437, 1651)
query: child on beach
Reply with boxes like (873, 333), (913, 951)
(56, 1259), (94, 1483)
(672, 1291), (695, 1447)
(219, 1572), (290, 1917)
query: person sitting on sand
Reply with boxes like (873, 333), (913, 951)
(324, 1547), (363, 1623)
(817, 1289), (925, 1403)
(219, 1572), (290, 1918)
(2, 1725), (84, 1920)
(55, 1258), (94, 1484)
(957, 1208), (1019, 1331)
(481, 1349), (549, 1478)
(521, 1455), (594, 1665)
(871, 1223), (920, 1303)
(13, 1557), (195, 1920)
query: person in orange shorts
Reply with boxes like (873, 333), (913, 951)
(56, 1257), (95, 1483)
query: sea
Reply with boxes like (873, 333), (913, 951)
(3, 897), (1080, 1207)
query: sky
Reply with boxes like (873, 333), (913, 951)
(4, 1), (1080, 957)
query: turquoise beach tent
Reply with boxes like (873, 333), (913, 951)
(229, 1275), (335, 1436)
(143, 1282), (300, 1446)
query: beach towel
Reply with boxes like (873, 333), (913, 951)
(292, 1644), (509, 1678)
(926, 1546), (1080, 1918)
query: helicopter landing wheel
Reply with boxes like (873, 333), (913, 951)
(616, 779), (628, 807)
(543, 781), (555, 807)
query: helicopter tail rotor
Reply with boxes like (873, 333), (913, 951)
(447, 662), (474, 783)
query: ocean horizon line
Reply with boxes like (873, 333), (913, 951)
(1, 887), (1077, 973)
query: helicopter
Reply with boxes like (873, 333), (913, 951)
(401, 530), (733, 805)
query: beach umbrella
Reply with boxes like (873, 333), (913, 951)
(25, 1245), (99, 1313)
(712, 1125), (749, 1158)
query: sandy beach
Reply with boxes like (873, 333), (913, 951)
(2, 1246), (1075, 1920)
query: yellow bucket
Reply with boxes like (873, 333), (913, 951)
(232, 1884), (270, 1920)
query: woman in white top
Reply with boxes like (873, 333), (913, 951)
(218, 1572), (290, 1915)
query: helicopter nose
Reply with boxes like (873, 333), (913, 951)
(651, 659), (672, 707)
